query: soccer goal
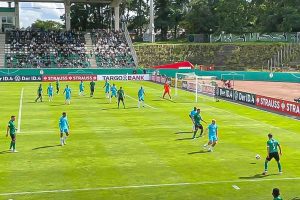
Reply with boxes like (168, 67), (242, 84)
(175, 72), (217, 102)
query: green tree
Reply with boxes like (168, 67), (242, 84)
(31, 19), (63, 30)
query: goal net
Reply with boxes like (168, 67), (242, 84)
(175, 73), (217, 102)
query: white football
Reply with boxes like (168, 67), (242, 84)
(255, 154), (261, 160)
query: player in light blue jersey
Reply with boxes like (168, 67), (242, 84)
(79, 80), (84, 96)
(189, 107), (197, 132)
(63, 85), (72, 105)
(138, 86), (145, 108)
(203, 119), (218, 152)
(103, 80), (110, 99)
(47, 83), (54, 102)
(59, 112), (70, 146)
(110, 83), (117, 103)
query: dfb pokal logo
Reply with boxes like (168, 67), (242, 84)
(234, 91), (238, 100)
(14, 76), (21, 82)
(281, 102), (286, 110)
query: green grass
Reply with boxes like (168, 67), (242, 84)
(0, 81), (299, 200)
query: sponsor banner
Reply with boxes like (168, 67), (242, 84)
(0, 75), (42, 82)
(198, 84), (215, 96)
(187, 82), (196, 91)
(155, 75), (161, 83)
(233, 90), (256, 105)
(256, 95), (300, 117)
(43, 75), (97, 82)
(218, 88), (256, 105)
(97, 74), (150, 81)
(161, 76), (167, 84)
(218, 88), (234, 99)
(151, 75), (156, 82)
(182, 81), (188, 89)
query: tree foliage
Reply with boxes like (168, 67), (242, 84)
(61, 0), (300, 39)
(31, 20), (63, 30)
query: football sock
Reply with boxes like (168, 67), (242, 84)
(264, 161), (268, 171)
(12, 142), (16, 150)
(278, 162), (282, 172)
(192, 132), (196, 138)
(10, 141), (13, 149)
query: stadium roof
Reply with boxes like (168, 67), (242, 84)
(0, 0), (113, 3)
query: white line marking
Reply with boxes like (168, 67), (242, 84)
(126, 94), (157, 109)
(0, 177), (299, 196)
(17, 88), (24, 133)
(232, 185), (240, 190)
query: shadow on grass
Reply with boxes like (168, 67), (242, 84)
(291, 197), (300, 200)
(27, 101), (38, 104)
(176, 137), (193, 141)
(162, 98), (176, 103)
(0, 150), (11, 154)
(32, 145), (61, 150)
(174, 131), (193, 134)
(50, 104), (67, 106)
(239, 173), (278, 179)
(101, 106), (137, 110)
(188, 150), (209, 154)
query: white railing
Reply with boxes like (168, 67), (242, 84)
(123, 23), (138, 67)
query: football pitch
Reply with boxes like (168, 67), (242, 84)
(0, 81), (299, 200)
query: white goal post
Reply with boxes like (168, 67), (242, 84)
(175, 72), (217, 102)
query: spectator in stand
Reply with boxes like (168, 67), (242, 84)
(91, 29), (134, 68)
(5, 29), (90, 68)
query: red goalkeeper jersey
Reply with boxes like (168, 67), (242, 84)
(164, 83), (170, 92)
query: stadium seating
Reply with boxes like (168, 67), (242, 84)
(91, 29), (135, 68)
(5, 29), (90, 68)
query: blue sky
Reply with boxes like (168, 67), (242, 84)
(0, 2), (64, 28)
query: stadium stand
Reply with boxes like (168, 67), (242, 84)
(91, 29), (135, 68)
(3, 29), (135, 68)
(5, 29), (90, 68)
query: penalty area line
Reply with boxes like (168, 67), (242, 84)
(17, 88), (24, 133)
(126, 95), (157, 109)
(0, 177), (300, 196)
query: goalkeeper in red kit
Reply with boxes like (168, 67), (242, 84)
(163, 82), (171, 99)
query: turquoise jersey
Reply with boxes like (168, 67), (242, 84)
(79, 82), (84, 92)
(190, 110), (197, 117)
(208, 123), (218, 136)
(267, 139), (280, 153)
(47, 86), (53, 95)
(59, 116), (69, 131)
(64, 88), (71, 99)
(104, 82), (110, 92)
(111, 86), (117, 93)
(138, 88), (145, 97)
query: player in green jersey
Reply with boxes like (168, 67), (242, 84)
(56, 79), (60, 94)
(6, 116), (17, 152)
(117, 87), (125, 109)
(192, 109), (206, 139)
(272, 188), (283, 200)
(90, 80), (96, 97)
(263, 133), (282, 175)
(35, 84), (43, 102)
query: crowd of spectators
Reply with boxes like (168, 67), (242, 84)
(91, 29), (135, 68)
(5, 29), (90, 68)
